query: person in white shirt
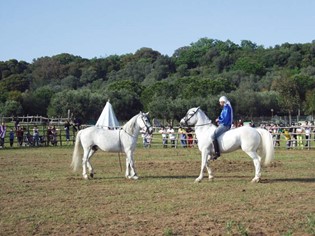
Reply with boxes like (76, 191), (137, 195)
(304, 121), (311, 148)
(159, 126), (168, 148)
(0, 122), (7, 148)
(167, 126), (176, 148)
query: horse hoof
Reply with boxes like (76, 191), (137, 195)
(83, 174), (89, 180)
(251, 178), (260, 183)
(126, 175), (138, 180)
(194, 178), (202, 183)
(208, 176), (214, 181)
(90, 173), (94, 178)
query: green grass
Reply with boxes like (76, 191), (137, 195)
(0, 147), (314, 235)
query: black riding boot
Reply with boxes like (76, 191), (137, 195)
(212, 139), (220, 160)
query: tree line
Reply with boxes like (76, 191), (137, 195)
(1, 38), (315, 124)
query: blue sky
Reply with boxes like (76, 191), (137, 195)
(1, 0), (314, 63)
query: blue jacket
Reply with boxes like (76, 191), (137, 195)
(218, 104), (232, 126)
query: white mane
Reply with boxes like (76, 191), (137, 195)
(123, 114), (139, 135)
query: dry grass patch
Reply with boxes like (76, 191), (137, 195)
(0, 147), (314, 235)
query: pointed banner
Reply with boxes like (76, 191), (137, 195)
(95, 101), (120, 128)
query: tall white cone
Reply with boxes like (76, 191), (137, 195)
(95, 101), (120, 128)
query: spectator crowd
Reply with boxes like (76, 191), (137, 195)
(1, 119), (314, 150)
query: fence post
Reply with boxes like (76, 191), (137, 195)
(59, 128), (62, 146)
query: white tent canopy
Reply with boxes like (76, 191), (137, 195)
(95, 101), (120, 128)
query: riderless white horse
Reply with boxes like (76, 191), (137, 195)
(71, 112), (153, 180)
(180, 107), (274, 183)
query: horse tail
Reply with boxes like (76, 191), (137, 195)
(257, 128), (274, 166)
(71, 130), (82, 172)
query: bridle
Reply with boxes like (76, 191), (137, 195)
(183, 107), (212, 127)
(183, 107), (200, 127)
(139, 114), (153, 134)
(121, 113), (152, 138)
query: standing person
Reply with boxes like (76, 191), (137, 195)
(140, 127), (149, 148)
(46, 126), (52, 145)
(186, 127), (194, 148)
(178, 126), (187, 148)
(159, 126), (168, 148)
(167, 126), (176, 148)
(296, 124), (304, 149)
(9, 128), (14, 147)
(74, 117), (81, 131)
(64, 120), (71, 145)
(304, 121), (311, 148)
(51, 126), (57, 146)
(0, 122), (7, 148)
(211, 96), (233, 159)
(282, 128), (291, 149)
(289, 123), (297, 148)
(146, 132), (152, 148)
(16, 126), (24, 146)
(33, 125), (39, 146)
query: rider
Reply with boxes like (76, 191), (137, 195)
(211, 96), (233, 160)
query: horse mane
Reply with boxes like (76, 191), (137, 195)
(123, 114), (139, 134)
(197, 108), (215, 127)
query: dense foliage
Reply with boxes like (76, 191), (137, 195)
(1, 38), (315, 123)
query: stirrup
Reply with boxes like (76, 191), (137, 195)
(211, 153), (220, 160)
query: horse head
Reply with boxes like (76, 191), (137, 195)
(180, 107), (200, 127)
(138, 112), (154, 134)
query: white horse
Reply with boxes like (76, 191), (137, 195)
(180, 107), (274, 183)
(71, 112), (153, 180)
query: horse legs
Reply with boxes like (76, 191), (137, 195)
(82, 148), (95, 179)
(195, 150), (209, 183)
(86, 149), (96, 178)
(125, 151), (138, 180)
(245, 151), (261, 183)
(206, 155), (214, 181)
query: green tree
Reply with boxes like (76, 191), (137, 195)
(0, 74), (30, 92)
(80, 67), (98, 84)
(48, 89), (105, 123)
(1, 100), (23, 116)
(22, 86), (54, 116)
(271, 75), (300, 121)
(104, 80), (144, 120)
(304, 89), (315, 116)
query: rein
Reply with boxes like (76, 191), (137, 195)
(121, 128), (135, 137)
(195, 122), (212, 127)
(117, 129), (123, 172)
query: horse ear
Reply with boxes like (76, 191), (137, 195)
(145, 112), (149, 115)
(139, 111), (143, 115)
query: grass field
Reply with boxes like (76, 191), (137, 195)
(0, 146), (314, 235)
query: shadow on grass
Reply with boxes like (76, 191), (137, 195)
(260, 178), (315, 183)
(67, 175), (315, 183)
(142, 176), (315, 183)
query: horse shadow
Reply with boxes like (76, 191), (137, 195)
(259, 177), (315, 184)
(142, 176), (315, 183)
(67, 175), (315, 183)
